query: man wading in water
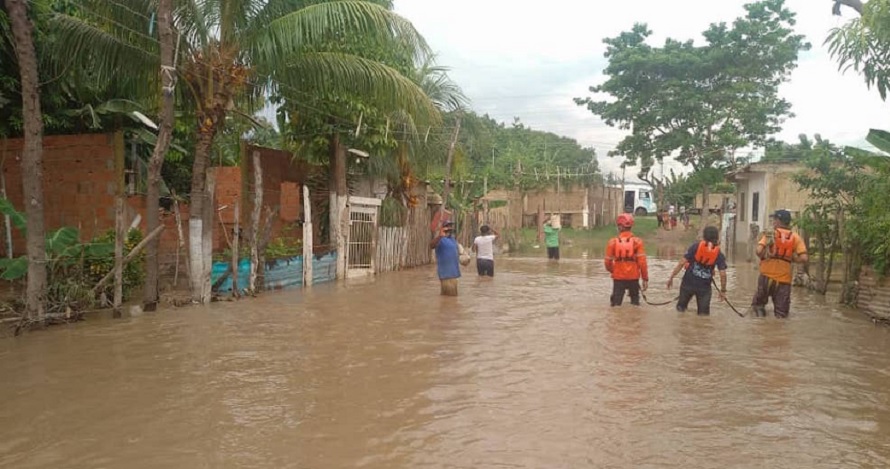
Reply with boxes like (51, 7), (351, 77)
(752, 209), (808, 318)
(605, 213), (649, 306)
(430, 221), (462, 296)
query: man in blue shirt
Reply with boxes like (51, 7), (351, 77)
(666, 226), (728, 315)
(430, 221), (461, 296)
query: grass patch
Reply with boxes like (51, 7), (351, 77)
(513, 216), (660, 257)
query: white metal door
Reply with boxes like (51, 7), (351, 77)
(346, 205), (377, 278)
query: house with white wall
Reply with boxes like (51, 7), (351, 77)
(726, 162), (810, 249)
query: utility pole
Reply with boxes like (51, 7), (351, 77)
(620, 165), (626, 214)
(439, 114), (462, 225)
(659, 159), (665, 210)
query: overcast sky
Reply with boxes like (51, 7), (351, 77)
(394, 0), (890, 182)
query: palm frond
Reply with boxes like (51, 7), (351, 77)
(249, 1), (431, 69)
(49, 1), (160, 102)
(272, 51), (440, 128)
(413, 58), (468, 112)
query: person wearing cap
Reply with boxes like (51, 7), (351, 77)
(666, 226), (728, 315)
(605, 213), (649, 306)
(472, 225), (499, 277)
(752, 209), (808, 318)
(430, 221), (462, 296)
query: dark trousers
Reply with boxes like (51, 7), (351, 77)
(611, 279), (641, 306)
(752, 275), (792, 318)
(547, 247), (560, 260)
(476, 258), (494, 277)
(677, 286), (713, 315)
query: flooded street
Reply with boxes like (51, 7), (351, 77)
(2, 255), (890, 468)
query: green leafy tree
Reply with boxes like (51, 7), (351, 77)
(575, 0), (809, 224)
(51, 0), (438, 302)
(843, 130), (890, 278)
(760, 134), (837, 164)
(828, 0), (890, 97)
(825, 1), (890, 281)
(790, 138), (851, 295)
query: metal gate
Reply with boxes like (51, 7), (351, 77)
(346, 197), (380, 278)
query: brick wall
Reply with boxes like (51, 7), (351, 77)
(1, 133), (192, 268)
(213, 145), (312, 251)
(1, 135), (325, 275)
(2, 134), (118, 253)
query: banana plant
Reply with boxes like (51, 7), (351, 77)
(0, 198), (113, 281)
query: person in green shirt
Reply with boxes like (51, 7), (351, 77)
(543, 219), (560, 260)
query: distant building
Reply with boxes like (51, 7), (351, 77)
(726, 162), (810, 249)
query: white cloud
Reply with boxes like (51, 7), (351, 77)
(395, 0), (890, 182)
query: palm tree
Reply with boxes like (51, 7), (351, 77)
(51, 0), (439, 302)
(3, 0), (47, 320)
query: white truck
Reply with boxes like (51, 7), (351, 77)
(623, 183), (657, 216)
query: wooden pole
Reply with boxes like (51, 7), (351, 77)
(172, 191), (185, 288)
(0, 144), (13, 258)
(438, 114), (462, 225)
(256, 206), (276, 292)
(303, 185), (313, 286)
(112, 131), (125, 318)
(230, 202), (240, 298)
(93, 225), (165, 294)
(248, 150), (262, 292)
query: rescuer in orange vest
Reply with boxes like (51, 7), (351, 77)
(752, 209), (808, 318)
(605, 213), (649, 306)
(666, 226), (728, 315)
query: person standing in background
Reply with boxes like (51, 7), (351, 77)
(544, 216), (561, 261)
(472, 225), (499, 277)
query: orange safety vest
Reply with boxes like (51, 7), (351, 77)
(614, 236), (637, 262)
(693, 241), (720, 267)
(770, 228), (795, 262)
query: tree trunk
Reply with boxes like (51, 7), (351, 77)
(821, 210), (842, 295)
(143, 0), (177, 311)
(188, 115), (221, 302)
(699, 183), (710, 232)
(835, 0), (863, 15)
(815, 211), (827, 293)
(6, 0), (47, 320)
(837, 207), (849, 303)
(248, 151), (262, 292)
(439, 115), (462, 222)
(328, 133), (348, 279)
(201, 170), (216, 301)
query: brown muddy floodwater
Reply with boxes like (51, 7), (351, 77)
(2, 255), (890, 468)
